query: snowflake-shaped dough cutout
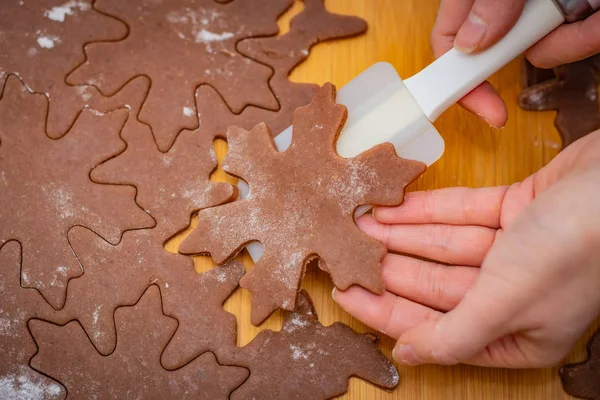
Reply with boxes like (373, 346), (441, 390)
(180, 83), (426, 324)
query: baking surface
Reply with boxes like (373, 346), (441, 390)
(166, 0), (599, 398)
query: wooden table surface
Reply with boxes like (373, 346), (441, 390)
(167, 0), (599, 398)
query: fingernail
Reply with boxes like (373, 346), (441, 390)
(393, 344), (423, 366)
(476, 113), (501, 129)
(484, 118), (505, 130)
(454, 12), (488, 53)
(331, 287), (337, 301)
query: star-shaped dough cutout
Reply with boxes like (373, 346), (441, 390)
(69, 0), (293, 150)
(222, 291), (399, 399)
(0, 76), (153, 308)
(561, 330), (600, 400)
(30, 285), (248, 399)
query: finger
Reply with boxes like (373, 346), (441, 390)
(332, 286), (441, 339)
(381, 254), (479, 311)
(526, 13), (600, 68)
(454, 0), (527, 53)
(357, 215), (497, 266)
(396, 327), (538, 368)
(457, 82), (508, 128)
(431, 1), (510, 126)
(374, 186), (508, 228)
(431, 0), (475, 57)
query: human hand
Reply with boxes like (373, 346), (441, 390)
(431, 0), (600, 128)
(333, 130), (600, 368)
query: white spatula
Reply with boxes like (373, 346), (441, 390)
(241, 0), (598, 261)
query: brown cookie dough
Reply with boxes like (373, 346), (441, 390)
(0, 0), (139, 137)
(64, 85), (243, 364)
(190, 0), (368, 141)
(0, 241), (65, 399)
(69, 0), (294, 151)
(560, 330), (600, 400)
(518, 57), (600, 149)
(180, 83), (426, 325)
(90, 114), (237, 242)
(30, 285), (249, 399)
(222, 290), (399, 399)
(49, 226), (244, 370)
(0, 76), (153, 309)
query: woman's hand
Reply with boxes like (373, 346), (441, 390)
(431, 0), (600, 128)
(333, 131), (600, 368)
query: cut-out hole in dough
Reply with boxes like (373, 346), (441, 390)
(210, 138), (238, 186)
(276, 0), (304, 36)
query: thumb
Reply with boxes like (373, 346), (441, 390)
(392, 276), (517, 366)
(454, 0), (527, 53)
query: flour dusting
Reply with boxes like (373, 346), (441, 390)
(194, 29), (234, 43)
(161, 156), (174, 168)
(92, 305), (102, 325)
(0, 367), (63, 400)
(273, 251), (303, 291)
(316, 348), (329, 356)
(36, 35), (60, 49)
(45, 0), (90, 22)
(382, 363), (399, 387)
(215, 268), (227, 283)
(183, 185), (214, 207)
(44, 185), (75, 219)
(76, 86), (92, 101)
(166, 8), (223, 26)
(290, 344), (311, 361)
(284, 314), (309, 333)
(0, 317), (12, 336)
(183, 106), (194, 117)
(166, 8), (235, 46)
(328, 161), (377, 212)
(11, 72), (36, 94)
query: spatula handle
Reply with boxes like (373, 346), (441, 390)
(404, 0), (565, 122)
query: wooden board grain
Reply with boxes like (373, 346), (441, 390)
(166, 0), (599, 398)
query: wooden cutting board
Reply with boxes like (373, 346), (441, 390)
(167, 0), (599, 398)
